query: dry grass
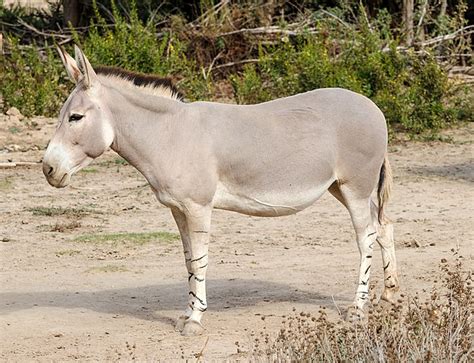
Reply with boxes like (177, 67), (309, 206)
(74, 231), (179, 245)
(85, 264), (129, 273)
(250, 252), (472, 362)
(50, 221), (81, 232)
(28, 206), (102, 217)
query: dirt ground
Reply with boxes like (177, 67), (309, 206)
(0, 113), (472, 361)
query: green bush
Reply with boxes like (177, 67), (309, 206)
(0, 1), (471, 134)
(0, 38), (71, 117)
(231, 26), (463, 135)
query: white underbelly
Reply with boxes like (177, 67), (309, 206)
(212, 178), (335, 217)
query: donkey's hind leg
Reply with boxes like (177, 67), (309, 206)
(330, 183), (377, 320)
(370, 201), (399, 303)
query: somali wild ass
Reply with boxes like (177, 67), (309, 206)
(42, 46), (399, 336)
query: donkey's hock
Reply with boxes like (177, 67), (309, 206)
(43, 45), (399, 336)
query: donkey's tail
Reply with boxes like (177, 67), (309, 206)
(377, 154), (393, 224)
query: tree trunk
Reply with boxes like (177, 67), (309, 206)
(403, 0), (414, 45)
(63, 0), (80, 28)
(440, 0), (447, 17)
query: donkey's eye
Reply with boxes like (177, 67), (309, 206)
(69, 113), (84, 122)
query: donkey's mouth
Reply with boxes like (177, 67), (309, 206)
(58, 173), (71, 188)
(46, 172), (71, 188)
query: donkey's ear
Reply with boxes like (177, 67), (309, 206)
(57, 45), (82, 83)
(74, 45), (98, 88)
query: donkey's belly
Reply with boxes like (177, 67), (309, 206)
(212, 179), (335, 217)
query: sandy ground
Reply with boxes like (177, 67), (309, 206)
(0, 114), (473, 361)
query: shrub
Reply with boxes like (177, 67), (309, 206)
(231, 18), (463, 135)
(0, 1), (471, 134)
(250, 253), (473, 361)
(0, 38), (71, 117)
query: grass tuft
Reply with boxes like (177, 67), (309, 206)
(86, 264), (129, 273)
(55, 249), (81, 257)
(0, 178), (13, 190)
(28, 206), (102, 217)
(74, 231), (179, 245)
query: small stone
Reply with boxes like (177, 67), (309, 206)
(6, 107), (23, 120)
(6, 144), (21, 152)
(6, 106), (20, 116)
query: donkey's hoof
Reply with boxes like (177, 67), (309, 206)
(175, 315), (188, 332)
(345, 306), (365, 322)
(181, 320), (204, 336)
(379, 293), (396, 305)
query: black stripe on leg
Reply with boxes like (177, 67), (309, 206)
(188, 273), (194, 281)
(384, 261), (390, 270)
(366, 255), (372, 258)
(190, 254), (207, 263)
(360, 280), (368, 285)
(365, 265), (371, 275)
(367, 231), (376, 237)
(193, 230), (209, 234)
(189, 291), (205, 306)
(194, 276), (204, 282)
(197, 307), (207, 312)
(198, 263), (208, 269)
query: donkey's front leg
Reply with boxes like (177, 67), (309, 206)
(171, 206), (211, 336)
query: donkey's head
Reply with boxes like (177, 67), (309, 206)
(43, 46), (114, 187)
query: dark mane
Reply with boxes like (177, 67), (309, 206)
(95, 66), (184, 101)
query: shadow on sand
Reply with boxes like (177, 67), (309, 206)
(406, 161), (473, 182)
(0, 279), (343, 327)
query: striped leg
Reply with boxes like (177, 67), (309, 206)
(376, 222), (399, 302)
(171, 206), (211, 336)
(343, 194), (378, 321)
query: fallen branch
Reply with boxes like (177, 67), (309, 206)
(0, 161), (41, 168)
(219, 25), (318, 37)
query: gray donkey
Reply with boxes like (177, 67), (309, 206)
(43, 46), (399, 336)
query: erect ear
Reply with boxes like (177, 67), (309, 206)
(57, 45), (82, 83)
(74, 45), (98, 89)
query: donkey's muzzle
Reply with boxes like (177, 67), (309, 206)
(42, 160), (69, 188)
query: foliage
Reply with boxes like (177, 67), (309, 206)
(231, 6), (469, 134)
(0, 38), (70, 117)
(250, 253), (473, 361)
(0, 1), (472, 135)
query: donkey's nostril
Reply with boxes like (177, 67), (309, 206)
(43, 162), (54, 177)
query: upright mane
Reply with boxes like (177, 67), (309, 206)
(95, 66), (184, 101)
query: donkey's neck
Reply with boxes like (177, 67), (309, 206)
(104, 84), (186, 185)
(107, 83), (183, 116)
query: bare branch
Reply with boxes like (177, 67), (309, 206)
(213, 59), (260, 71)
(17, 19), (70, 39)
(219, 25), (318, 37)
(418, 25), (474, 46)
